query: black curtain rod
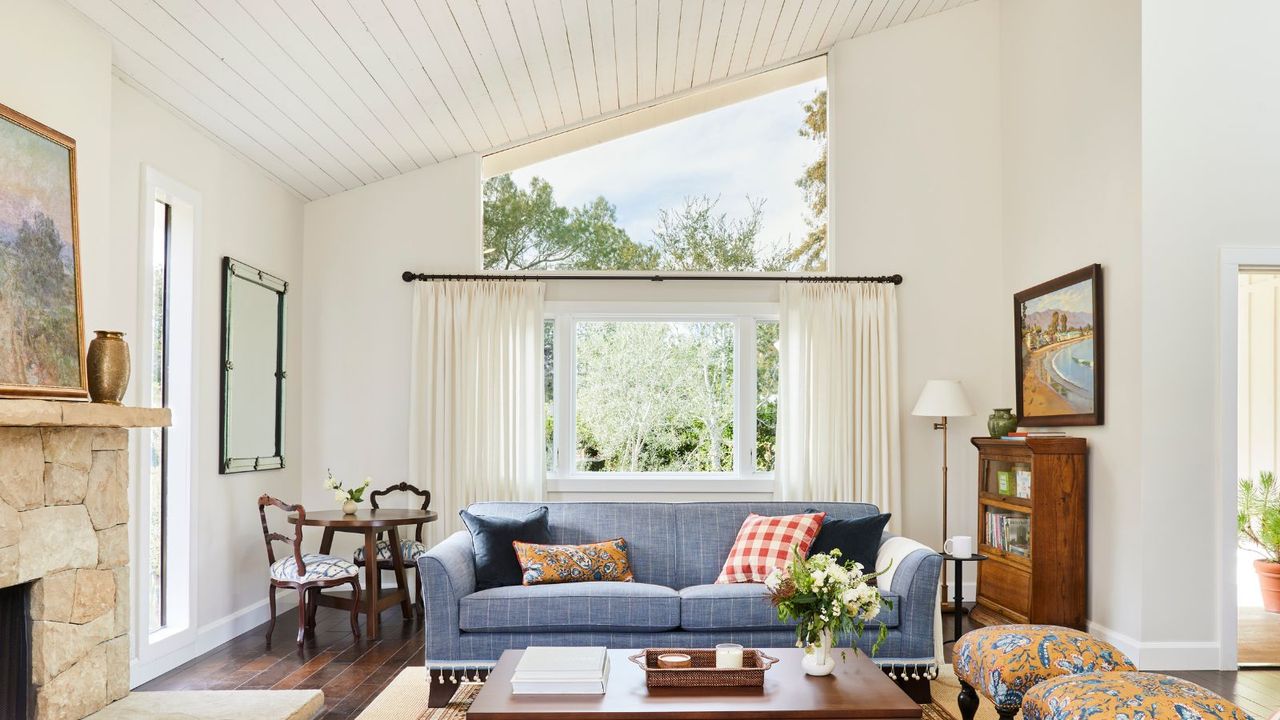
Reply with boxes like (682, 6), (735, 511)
(401, 271), (903, 285)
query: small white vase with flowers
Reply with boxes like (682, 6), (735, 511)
(765, 546), (892, 676)
(324, 469), (371, 515)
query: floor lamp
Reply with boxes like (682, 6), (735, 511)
(911, 379), (973, 609)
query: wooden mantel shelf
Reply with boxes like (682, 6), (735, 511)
(0, 399), (170, 428)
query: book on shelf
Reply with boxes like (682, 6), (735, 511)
(984, 509), (1032, 558)
(511, 646), (609, 694)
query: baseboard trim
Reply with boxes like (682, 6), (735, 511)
(1087, 621), (1220, 670)
(131, 594), (279, 687)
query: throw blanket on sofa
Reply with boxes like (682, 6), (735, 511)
(878, 535), (943, 672)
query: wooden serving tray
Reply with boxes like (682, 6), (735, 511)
(627, 648), (778, 688)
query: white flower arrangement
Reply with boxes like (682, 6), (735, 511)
(766, 546), (893, 657)
(325, 469), (372, 503)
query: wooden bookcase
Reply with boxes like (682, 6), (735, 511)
(969, 436), (1088, 630)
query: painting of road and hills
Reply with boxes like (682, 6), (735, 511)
(1019, 277), (1097, 418)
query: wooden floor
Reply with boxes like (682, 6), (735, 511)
(144, 605), (1280, 719)
(1241, 606), (1280, 665)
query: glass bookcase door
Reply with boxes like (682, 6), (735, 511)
(982, 506), (1033, 560)
(982, 458), (1033, 501)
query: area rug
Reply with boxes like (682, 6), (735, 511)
(357, 666), (997, 720)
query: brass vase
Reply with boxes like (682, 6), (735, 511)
(87, 331), (130, 405)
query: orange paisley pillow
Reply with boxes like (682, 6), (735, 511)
(512, 538), (634, 585)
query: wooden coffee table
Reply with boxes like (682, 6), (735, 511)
(467, 648), (922, 719)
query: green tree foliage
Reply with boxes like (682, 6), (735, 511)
(789, 89), (828, 271)
(653, 195), (770, 272)
(483, 174), (658, 270)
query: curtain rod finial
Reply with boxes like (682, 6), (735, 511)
(402, 271), (417, 283)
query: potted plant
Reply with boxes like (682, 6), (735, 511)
(325, 469), (371, 515)
(1239, 470), (1280, 613)
(765, 547), (892, 676)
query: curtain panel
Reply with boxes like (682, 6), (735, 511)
(778, 282), (902, 521)
(409, 281), (545, 545)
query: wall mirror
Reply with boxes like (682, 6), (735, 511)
(220, 256), (286, 473)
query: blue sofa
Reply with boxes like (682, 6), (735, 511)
(418, 501), (941, 689)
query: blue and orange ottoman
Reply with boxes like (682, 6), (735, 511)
(953, 625), (1136, 719)
(1022, 671), (1258, 720)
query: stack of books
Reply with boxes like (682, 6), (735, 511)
(511, 646), (609, 695)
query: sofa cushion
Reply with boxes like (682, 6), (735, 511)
(513, 538), (635, 585)
(806, 511), (893, 578)
(672, 502), (884, 588)
(467, 503), (679, 587)
(715, 512), (825, 584)
(679, 583), (901, 631)
(460, 506), (551, 590)
(460, 582), (680, 633)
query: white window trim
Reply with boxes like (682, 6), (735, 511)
(131, 166), (200, 684)
(546, 301), (776, 494)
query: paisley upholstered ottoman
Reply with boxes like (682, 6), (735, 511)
(953, 625), (1136, 719)
(1021, 671), (1257, 720)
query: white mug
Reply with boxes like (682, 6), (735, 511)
(944, 536), (973, 558)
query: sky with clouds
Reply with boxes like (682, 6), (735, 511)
(508, 78), (827, 261)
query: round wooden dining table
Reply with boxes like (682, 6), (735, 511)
(288, 508), (437, 638)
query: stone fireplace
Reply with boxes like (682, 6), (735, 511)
(0, 401), (169, 720)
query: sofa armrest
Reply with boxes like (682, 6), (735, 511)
(877, 537), (943, 663)
(418, 530), (475, 662)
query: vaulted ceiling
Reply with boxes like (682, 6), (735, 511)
(70, 0), (976, 200)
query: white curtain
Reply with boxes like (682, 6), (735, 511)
(409, 281), (545, 546)
(777, 282), (901, 518)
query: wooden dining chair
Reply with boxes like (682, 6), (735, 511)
(259, 495), (361, 646)
(351, 482), (432, 615)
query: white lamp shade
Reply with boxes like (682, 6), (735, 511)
(911, 379), (974, 417)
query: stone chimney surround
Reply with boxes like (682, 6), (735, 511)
(0, 400), (170, 720)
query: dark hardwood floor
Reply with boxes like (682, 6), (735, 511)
(144, 604), (1280, 719)
(139, 607), (425, 719)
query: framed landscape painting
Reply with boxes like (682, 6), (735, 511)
(0, 101), (87, 399)
(1014, 264), (1103, 426)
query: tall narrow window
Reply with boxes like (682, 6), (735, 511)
(148, 199), (171, 633)
(134, 168), (198, 683)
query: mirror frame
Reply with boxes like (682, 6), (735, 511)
(219, 256), (287, 474)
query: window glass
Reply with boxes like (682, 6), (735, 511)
(756, 320), (779, 472)
(574, 321), (735, 472)
(483, 77), (828, 272)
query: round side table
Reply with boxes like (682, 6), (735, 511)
(940, 552), (987, 644)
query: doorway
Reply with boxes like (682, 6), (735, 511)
(1234, 269), (1280, 667)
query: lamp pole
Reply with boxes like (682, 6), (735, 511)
(936, 415), (951, 609)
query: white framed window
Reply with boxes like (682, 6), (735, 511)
(546, 301), (777, 494)
(482, 57), (829, 273)
(132, 167), (199, 682)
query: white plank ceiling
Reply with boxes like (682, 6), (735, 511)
(69, 0), (977, 200)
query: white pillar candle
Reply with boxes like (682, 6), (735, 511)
(715, 643), (744, 669)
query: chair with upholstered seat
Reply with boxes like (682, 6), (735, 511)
(259, 495), (361, 646)
(351, 482), (431, 615)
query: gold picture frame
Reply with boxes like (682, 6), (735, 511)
(0, 101), (87, 399)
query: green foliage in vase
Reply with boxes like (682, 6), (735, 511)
(766, 546), (893, 656)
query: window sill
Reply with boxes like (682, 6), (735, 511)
(546, 475), (776, 494)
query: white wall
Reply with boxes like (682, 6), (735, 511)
(1141, 0), (1280, 667)
(998, 0), (1146, 656)
(301, 155), (481, 557)
(110, 77), (305, 675)
(1, 0), (305, 682)
(828, 0), (1004, 550)
(300, 3), (1006, 563)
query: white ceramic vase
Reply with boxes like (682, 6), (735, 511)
(801, 629), (837, 676)
(342, 499), (357, 515)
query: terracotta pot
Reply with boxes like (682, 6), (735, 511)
(86, 331), (130, 405)
(1256, 559), (1280, 613)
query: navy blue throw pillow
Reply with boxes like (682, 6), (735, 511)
(459, 506), (551, 590)
(805, 511), (892, 578)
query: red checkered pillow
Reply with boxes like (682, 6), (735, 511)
(715, 512), (826, 584)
